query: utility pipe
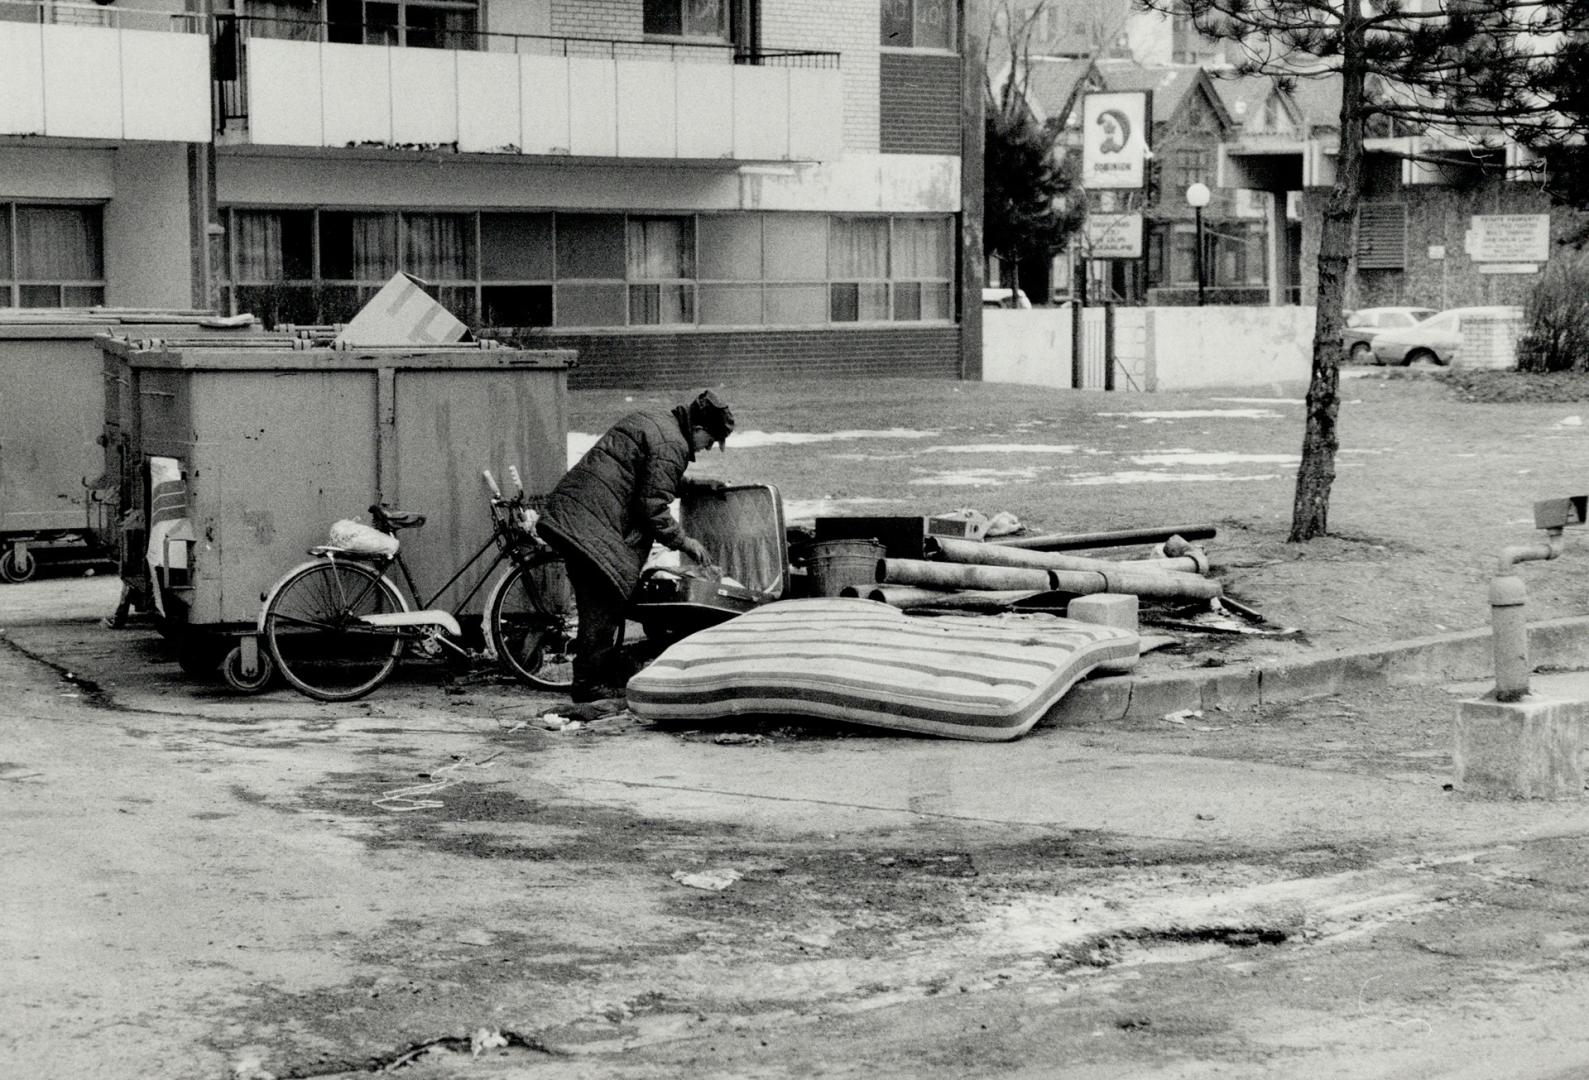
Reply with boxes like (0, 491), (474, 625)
(880, 558), (1223, 600)
(927, 535), (1210, 576)
(1490, 528), (1566, 702)
(991, 524), (1216, 552)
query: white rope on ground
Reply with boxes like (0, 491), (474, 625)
(375, 751), (503, 813)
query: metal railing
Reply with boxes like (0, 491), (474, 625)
(213, 13), (839, 126)
(0, 0), (203, 32)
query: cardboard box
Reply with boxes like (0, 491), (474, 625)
(335, 272), (468, 347)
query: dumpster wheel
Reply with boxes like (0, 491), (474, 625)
(0, 545), (37, 584)
(221, 643), (276, 694)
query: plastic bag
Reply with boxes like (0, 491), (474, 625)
(327, 518), (399, 556)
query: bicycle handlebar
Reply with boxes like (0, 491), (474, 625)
(482, 470), (503, 498)
(508, 465), (524, 495)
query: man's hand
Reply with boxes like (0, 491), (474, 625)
(680, 537), (711, 565)
(687, 478), (728, 496)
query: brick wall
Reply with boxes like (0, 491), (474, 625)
(550, 0), (639, 40)
(879, 53), (962, 155)
(503, 327), (964, 388)
(763, 0), (880, 153)
(1298, 181), (1589, 310)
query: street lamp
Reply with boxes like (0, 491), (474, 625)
(1185, 182), (1211, 307)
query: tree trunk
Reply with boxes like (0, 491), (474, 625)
(1289, 35), (1367, 543)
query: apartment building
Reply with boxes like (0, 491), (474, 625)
(0, 0), (983, 385)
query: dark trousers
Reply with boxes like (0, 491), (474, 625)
(554, 545), (628, 695)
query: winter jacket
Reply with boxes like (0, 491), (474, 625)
(538, 405), (694, 596)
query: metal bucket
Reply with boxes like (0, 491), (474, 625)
(807, 538), (886, 598)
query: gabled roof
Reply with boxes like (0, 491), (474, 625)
(1092, 60), (1235, 131)
(1211, 72), (1305, 134)
(1018, 56), (1101, 125)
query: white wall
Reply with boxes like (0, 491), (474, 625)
(104, 144), (193, 309)
(981, 307), (1072, 388)
(1144, 306), (1314, 390)
(983, 306), (1318, 391)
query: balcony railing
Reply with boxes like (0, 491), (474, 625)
(0, 0), (203, 31)
(0, 0), (210, 141)
(213, 14), (840, 127)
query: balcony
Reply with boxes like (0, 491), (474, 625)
(0, 0), (210, 143)
(215, 19), (844, 164)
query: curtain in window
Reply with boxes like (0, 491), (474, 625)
(348, 213), (396, 280)
(404, 213), (471, 281)
(627, 218), (693, 280)
(682, 0), (726, 38)
(15, 206), (101, 280)
(829, 218), (887, 279)
(892, 218), (948, 279)
(234, 211), (284, 281)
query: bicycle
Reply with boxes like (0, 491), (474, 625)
(258, 467), (579, 702)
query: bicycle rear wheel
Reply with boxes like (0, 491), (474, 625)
(486, 556), (578, 691)
(262, 560), (406, 701)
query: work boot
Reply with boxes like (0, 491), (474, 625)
(571, 682), (626, 705)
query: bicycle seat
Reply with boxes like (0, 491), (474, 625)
(369, 504), (427, 531)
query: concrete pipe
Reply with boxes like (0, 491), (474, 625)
(1046, 566), (1222, 600)
(877, 558), (1058, 593)
(927, 536), (1210, 576)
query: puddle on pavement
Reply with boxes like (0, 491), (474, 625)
(1069, 471), (1282, 486)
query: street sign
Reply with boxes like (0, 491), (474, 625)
(1081, 91), (1149, 190)
(1085, 213), (1143, 258)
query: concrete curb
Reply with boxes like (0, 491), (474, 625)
(1049, 615), (1589, 727)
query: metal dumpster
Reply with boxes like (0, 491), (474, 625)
(98, 334), (573, 686)
(0, 310), (258, 582)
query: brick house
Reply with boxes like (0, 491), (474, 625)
(0, 0), (985, 386)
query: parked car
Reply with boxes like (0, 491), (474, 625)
(1368, 305), (1524, 367)
(1343, 306), (1436, 362)
(982, 287), (1031, 309)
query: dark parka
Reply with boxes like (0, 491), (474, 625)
(537, 405), (695, 597)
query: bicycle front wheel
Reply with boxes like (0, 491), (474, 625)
(486, 556), (578, 691)
(262, 560), (406, 701)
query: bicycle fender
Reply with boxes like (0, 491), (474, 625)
(257, 559), (410, 633)
(358, 609), (464, 638)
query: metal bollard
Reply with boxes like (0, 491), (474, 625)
(1488, 498), (1586, 702)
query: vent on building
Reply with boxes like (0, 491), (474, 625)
(1356, 202), (1406, 269)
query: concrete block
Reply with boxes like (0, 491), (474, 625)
(1067, 593), (1139, 633)
(1453, 695), (1587, 799)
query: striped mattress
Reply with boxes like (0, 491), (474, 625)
(625, 597), (1139, 741)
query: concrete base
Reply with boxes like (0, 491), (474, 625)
(1069, 594), (1140, 675)
(1453, 695), (1588, 799)
(1068, 593), (1139, 632)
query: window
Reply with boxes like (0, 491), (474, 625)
(1356, 203), (1406, 270)
(1169, 148), (1211, 192)
(0, 204), (105, 308)
(223, 209), (956, 330)
(644, 0), (728, 40)
(323, 0), (477, 48)
(880, 0), (954, 49)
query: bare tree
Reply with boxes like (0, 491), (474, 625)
(1137, 0), (1555, 540)
(984, 0), (1087, 297)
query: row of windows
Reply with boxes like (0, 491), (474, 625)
(240, 0), (954, 52)
(0, 204), (105, 308)
(221, 209), (957, 330)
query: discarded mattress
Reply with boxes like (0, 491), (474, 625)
(624, 597), (1139, 742)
